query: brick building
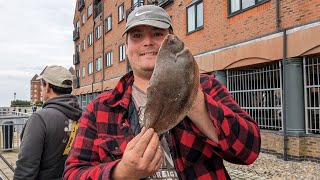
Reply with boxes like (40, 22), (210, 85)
(72, 0), (320, 161)
(30, 74), (41, 103)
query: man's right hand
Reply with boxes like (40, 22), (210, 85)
(111, 127), (163, 179)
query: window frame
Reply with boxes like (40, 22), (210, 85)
(119, 44), (125, 62)
(88, 61), (93, 75)
(88, 3), (93, 18)
(96, 56), (102, 71)
(81, 13), (85, 25)
(118, 3), (124, 22)
(88, 32), (93, 46)
(228, 0), (269, 17)
(105, 14), (112, 33)
(186, 0), (203, 34)
(105, 51), (113, 67)
(95, 25), (101, 40)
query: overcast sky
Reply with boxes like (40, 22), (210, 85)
(0, 0), (75, 106)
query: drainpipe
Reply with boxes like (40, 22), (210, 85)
(92, 20), (95, 94)
(102, 2), (105, 93)
(276, 0), (281, 31)
(282, 29), (288, 161)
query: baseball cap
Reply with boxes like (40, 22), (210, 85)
(36, 65), (73, 88)
(122, 5), (173, 36)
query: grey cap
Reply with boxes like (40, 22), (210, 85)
(122, 5), (172, 36)
(36, 65), (73, 88)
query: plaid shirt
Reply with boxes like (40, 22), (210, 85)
(64, 72), (261, 180)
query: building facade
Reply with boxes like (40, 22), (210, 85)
(73, 0), (320, 161)
(30, 74), (41, 103)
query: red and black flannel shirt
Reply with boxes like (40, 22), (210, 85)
(64, 71), (261, 180)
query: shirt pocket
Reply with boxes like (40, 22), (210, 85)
(95, 136), (126, 162)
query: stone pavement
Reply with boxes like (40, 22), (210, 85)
(1, 151), (319, 179)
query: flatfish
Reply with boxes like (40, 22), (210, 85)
(143, 34), (200, 134)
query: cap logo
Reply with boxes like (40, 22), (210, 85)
(135, 11), (152, 17)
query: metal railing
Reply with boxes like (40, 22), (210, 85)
(227, 62), (283, 130)
(304, 56), (320, 134)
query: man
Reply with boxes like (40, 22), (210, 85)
(64, 5), (261, 180)
(14, 65), (82, 180)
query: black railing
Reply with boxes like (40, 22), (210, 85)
(78, 0), (85, 11)
(73, 52), (80, 65)
(125, 1), (144, 20)
(73, 28), (80, 41)
(94, 1), (103, 19)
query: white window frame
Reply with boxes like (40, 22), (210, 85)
(95, 25), (101, 40)
(82, 39), (86, 51)
(119, 44), (125, 62)
(118, 3), (124, 22)
(106, 51), (113, 67)
(106, 14), (112, 32)
(88, 32), (93, 46)
(82, 13), (85, 25)
(88, 3), (93, 17)
(88, 61), (93, 74)
(96, 56), (102, 71)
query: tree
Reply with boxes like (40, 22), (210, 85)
(10, 100), (31, 107)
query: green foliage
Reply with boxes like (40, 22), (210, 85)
(34, 101), (43, 107)
(10, 100), (32, 107)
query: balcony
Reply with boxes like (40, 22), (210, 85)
(74, 78), (80, 88)
(73, 52), (80, 65)
(126, 0), (144, 20)
(94, 1), (103, 19)
(148, 0), (174, 7)
(73, 28), (80, 41)
(78, 0), (85, 11)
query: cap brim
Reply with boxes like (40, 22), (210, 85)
(122, 20), (170, 37)
(36, 75), (43, 80)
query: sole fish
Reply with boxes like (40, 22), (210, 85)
(144, 34), (200, 134)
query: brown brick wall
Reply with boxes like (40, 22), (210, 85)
(73, 0), (320, 91)
(261, 131), (320, 161)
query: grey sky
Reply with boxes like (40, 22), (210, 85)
(0, 0), (75, 106)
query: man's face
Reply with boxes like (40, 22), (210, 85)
(126, 25), (170, 76)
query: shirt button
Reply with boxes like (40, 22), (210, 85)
(122, 123), (126, 127)
(114, 146), (118, 150)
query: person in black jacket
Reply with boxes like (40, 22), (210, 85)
(14, 65), (82, 180)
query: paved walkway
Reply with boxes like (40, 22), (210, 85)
(2, 151), (319, 179)
(0, 150), (269, 180)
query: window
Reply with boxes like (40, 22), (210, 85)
(82, 39), (86, 51)
(229, 0), (268, 15)
(95, 25), (101, 40)
(118, 3), (124, 22)
(76, 70), (80, 78)
(88, 32), (93, 46)
(88, 3), (92, 17)
(82, 66), (86, 77)
(105, 14), (112, 32)
(132, 0), (143, 7)
(187, 0), (203, 33)
(81, 13), (85, 25)
(119, 44), (125, 62)
(75, 44), (80, 53)
(106, 51), (113, 67)
(88, 61), (93, 74)
(96, 57), (102, 71)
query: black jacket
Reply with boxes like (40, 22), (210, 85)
(14, 94), (82, 180)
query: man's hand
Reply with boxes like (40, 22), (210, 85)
(112, 127), (163, 179)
